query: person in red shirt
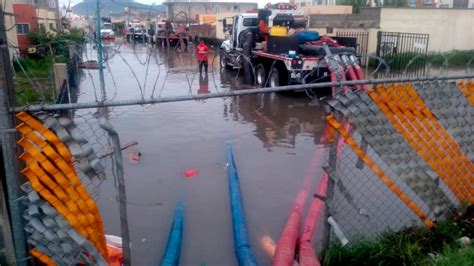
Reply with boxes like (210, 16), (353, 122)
(195, 40), (209, 75)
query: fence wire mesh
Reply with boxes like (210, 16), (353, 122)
(325, 79), (473, 243)
(7, 31), (474, 265)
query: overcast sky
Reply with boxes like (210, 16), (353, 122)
(61, 0), (284, 8)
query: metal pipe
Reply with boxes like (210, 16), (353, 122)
(95, 1), (131, 265)
(11, 74), (474, 112)
(0, 7), (27, 264)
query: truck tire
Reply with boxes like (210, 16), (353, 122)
(220, 53), (231, 69)
(268, 68), (280, 88)
(255, 64), (267, 87)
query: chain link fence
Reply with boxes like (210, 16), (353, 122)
(324, 79), (473, 243)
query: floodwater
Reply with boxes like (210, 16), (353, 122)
(74, 40), (328, 265)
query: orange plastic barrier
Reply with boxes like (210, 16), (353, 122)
(370, 86), (473, 204)
(326, 114), (434, 228)
(399, 84), (474, 179)
(16, 112), (108, 260)
(30, 248), (58, 266)
(386, 85), (473, 192)
(457, 81), (474, 106)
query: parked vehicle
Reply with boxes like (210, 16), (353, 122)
(155, 20), (189, 47)
(220, 3), (357, 93)
(100, 22), (115, 40)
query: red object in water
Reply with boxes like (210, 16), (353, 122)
(127, 151), (141, 163)
(183, 169), (199, 178)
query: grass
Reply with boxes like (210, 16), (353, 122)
(427, 50), (474, 68)
(323, 206), (474, 266)
(12, 28), (83, 105)
(431, 245), (474, 266)
(13, 57), (55, 105)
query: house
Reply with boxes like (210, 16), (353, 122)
(294, 0), (337, 9)
(163, 0), (258, 23)
(5, 0), (60, 53)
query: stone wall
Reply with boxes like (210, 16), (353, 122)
(308, 8), (381, 29)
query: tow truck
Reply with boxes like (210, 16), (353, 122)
(220, 3), (361, 93)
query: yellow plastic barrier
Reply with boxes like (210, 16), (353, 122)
(369, 88), (472, 203)
(16, 112), (72, 163)
(30, 248), (58, 266)
(326, 115), (434, 228)
(401, 84), (474, 179)
(16, 112), (108, 259)
(382, 85), (473, 198)
(457, 81), (474, 106)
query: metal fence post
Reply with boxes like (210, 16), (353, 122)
(321, 130), (339, 256)
(0, 6), (27, 265)
(95, 1), (131, 264)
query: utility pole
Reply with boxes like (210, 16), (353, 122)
(0, 5), (27, 266)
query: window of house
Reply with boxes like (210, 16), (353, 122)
(424, 0), (433, 4)
(49, 23), (54, 30)
(48, 0), (57, 8)
(16, 24), (30, 34)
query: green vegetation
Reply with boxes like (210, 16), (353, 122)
(13, 57), (55, 105)
(323, 207), (474, 266)
(13, 29), (83, 105)
(113, 22), (126, 36)
(427, 50), (474, 68)
(335, 0), (408, 12)
(431, 244), (474, 266)
(370, 50), (474, 70)
(336, 0), (367, 13)
(28, 28), (84, 62)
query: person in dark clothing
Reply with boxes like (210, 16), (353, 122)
(195, 40), (209, 75)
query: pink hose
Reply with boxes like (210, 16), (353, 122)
(298, 123), (350, 266)
(346, 65), (362, 91)
(352, 63), (368, 91)
(272, 127), (331, 266)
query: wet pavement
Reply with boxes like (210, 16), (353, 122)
(74, 41), (328, 265)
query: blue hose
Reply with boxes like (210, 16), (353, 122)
(160, 201), (184, 266)
(226, 144), (258, 266)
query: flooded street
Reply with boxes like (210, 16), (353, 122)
(75, 41), (328, 265)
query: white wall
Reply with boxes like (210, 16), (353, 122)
(379, 8), (474, 52)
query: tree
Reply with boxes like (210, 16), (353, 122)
(336, 0), (368, 13)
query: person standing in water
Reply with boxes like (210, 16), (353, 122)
(195, 40), (209, 76)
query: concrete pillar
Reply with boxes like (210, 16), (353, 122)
(53, 63), (68, 95)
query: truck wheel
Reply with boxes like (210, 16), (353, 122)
(268, 68), (280, 88)
(255, 64), (266, 87)
(220, 53), (230, 69)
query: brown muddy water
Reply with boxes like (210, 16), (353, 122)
(74, 41), (328, 265)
